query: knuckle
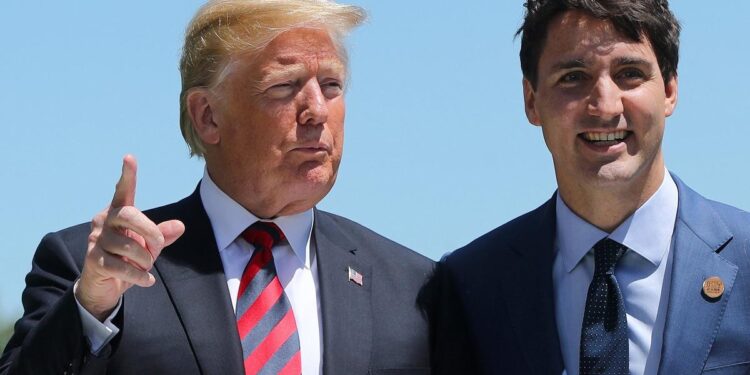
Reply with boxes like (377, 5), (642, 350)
(118, 206), (137, 221)
(124, 265), (145, 283)
(148, 248), (161, 262)
(88, 232), (100, 244)
(96, 254), (109, 270)
(153, 235), (165, 249)
(120, 240), (133, 254)
(91, 212), (106, 227)
(96, 230), (116, 251)
(142, 256), (155, 270)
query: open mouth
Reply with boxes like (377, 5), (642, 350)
(579, 130), (631, 146)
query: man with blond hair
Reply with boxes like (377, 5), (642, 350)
(0, 1), (432, 374)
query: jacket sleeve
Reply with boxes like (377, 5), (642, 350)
(0, 228), (114, 375)
(425, 259), (480, 375)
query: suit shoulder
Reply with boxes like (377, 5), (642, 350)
(33, 222), (92, 268)
(707, 198), (750, 222)
(707, 199), (750, 239)
(42, 194), (194, 259)
(445, 200), (553, 271)
(52, 222), (91, 243)
(315, 210), (434, 270)
(42, 221), (91, 254)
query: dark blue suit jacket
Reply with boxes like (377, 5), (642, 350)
(432, 175), (750, 374)
(1, 186), (433, 375)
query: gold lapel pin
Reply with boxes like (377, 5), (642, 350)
(702, 276), (724, 299)
(348, 266), (363, 286)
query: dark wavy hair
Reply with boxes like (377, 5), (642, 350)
(517, 0), (681, 88)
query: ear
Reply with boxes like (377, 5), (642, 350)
(664, 75), (678, 117)
(523, 78), (541, 126)
(187, 88), (221, 146)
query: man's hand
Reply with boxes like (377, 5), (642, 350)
(75, 155), (185, 321)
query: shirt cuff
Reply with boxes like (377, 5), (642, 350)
(73, 280), (122, 355)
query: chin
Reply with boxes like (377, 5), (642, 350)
(588, 161), (644, 186)
(289, 169), (335, 199)
(300, 165), (335, 184)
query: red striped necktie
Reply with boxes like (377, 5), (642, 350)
(237, 221), (301, 375)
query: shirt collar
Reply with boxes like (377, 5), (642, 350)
(555, 170), (678, 273)
(199, 168), (314, 268)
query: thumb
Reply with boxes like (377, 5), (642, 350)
(158, 219), (186, 248)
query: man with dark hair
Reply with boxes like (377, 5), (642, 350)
(432, 0), (750, 374)
(0, 1), (433, 374)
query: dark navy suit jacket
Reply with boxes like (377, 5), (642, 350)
(432, 175), (750, 374)
(1, 186), (433, 375)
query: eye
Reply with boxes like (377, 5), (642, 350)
(557, 71), (588, 86)
(265, 82), (296, 99)
(320, 79), (343, 99)
(617, 68), (646, 81)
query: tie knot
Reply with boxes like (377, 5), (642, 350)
(241, 221), (286, 252)
(593, 238), (626, 276)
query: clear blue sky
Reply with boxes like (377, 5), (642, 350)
(1, 1), (748, 320)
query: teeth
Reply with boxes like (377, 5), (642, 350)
(582, 131), (627, 142)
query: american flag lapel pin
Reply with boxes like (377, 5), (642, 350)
(347, 266), (363, 286)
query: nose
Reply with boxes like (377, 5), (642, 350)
(298, 80), (329, 126)
(587, 76), (623, 121)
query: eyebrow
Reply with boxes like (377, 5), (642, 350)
(260, 64), (307, 83)
(260, 58), (345, 83)
(550, 59), (586, 71)
(613, 57), (651, 66)
(550, 56), (653, 72)
(317, 59), (345, 75)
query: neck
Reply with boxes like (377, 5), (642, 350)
(557, 164), (665, 233)
(204, 163), (314, 220)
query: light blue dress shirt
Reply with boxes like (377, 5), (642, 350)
(554, 172), (678, 375)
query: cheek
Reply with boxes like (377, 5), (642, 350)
(540, 126), (566, 160)
(625, 86), (666, 121)
(328, 101), (346, 146)
(537, 93), (581, 123)
(329, 98), (345, 124)
(254, 107), (301, 142)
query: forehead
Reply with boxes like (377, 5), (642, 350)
(254, 28), (345, 73)
(216, 28), (345, 85)
(538, 10), (657, 68)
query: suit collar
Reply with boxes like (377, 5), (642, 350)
(151, 185), (245, 374)
(670, 173), (733, 251)
(199, 170), (313, 267)
(555, 171), (678, 272)
(313, 209), (373, 374)
(658, 174), (737, 374)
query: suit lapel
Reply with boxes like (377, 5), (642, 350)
(499, 196), (564, 374)
(151, 188), (245, 375)
(658, 176), (737, 374)
(313, 210), (373, 374)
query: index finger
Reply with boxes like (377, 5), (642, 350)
(112, 154), (137, 208)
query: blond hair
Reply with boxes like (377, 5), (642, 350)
(179, 0), (366, 157)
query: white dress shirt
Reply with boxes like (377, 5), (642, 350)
(200, 170), (322, 375)
(553, 171), (678, 375)
(77, 170), (323, 374)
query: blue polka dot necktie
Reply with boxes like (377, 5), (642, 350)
(579, 238), (629, 375)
